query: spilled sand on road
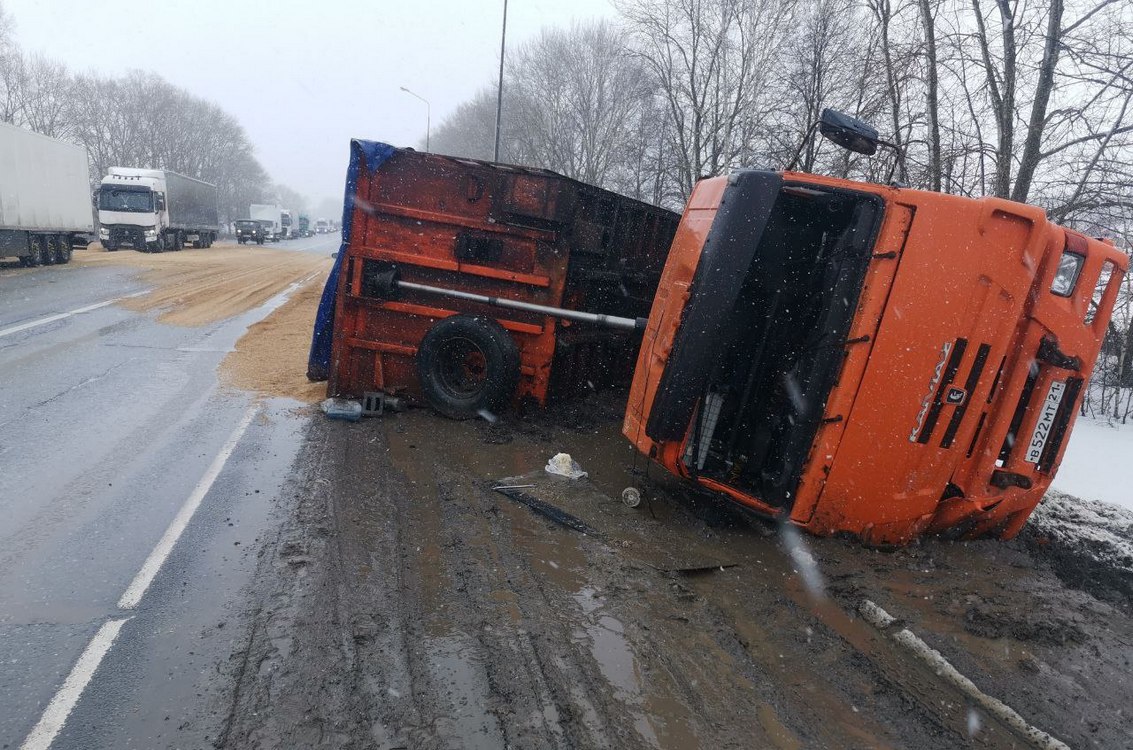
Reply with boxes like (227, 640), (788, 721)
(220, 270), (331, 404)
(76, 242), (331, 327)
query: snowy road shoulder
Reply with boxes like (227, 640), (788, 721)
(1023, 490), (1133, 602)
(1052, 418), (1133, 511)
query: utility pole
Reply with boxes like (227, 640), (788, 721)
(493, 0), (508, 162)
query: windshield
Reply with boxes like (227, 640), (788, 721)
(235, 221), (258, 229)
(98, 187), (153, 213)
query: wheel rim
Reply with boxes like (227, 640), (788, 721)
(435, 336), (489, 400)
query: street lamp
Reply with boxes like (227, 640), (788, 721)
(493, 0), (509, 162)
(399, 86), (430, 152)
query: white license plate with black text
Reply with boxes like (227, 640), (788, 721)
(1025, 380), (1066, 464)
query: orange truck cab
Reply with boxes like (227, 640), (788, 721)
(624, 170), (1128, 546)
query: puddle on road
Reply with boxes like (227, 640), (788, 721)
(571, 585), (698, 749)
(420, 633), (507, 749)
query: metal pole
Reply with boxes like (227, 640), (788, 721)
(395, 279), (646, 332)
(493, 0), (508, 162)
(399, 86), (431, 152)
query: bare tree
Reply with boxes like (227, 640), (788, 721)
(619, 0), (796, 195)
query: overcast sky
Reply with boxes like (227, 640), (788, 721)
(3, 0), (616, 208)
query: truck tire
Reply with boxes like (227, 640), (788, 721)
(25, 238), (42, 267)
(192, 238), (202, 249)
(416, 315), (520, 420)
(41, 236), (56, 266)
(172, 231), (184, 251)
(56, 235), (72, 264)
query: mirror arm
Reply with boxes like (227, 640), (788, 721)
(786, 121), (820, 172)
(878, 139), (906, 185)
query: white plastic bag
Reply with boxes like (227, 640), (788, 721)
(545, 452), (587, 480)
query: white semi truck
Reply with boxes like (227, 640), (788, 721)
(250, 204), (284, 241)
(281, 208), (295, 239)
(0, 121), (94, 267)
(97, 168), (219, 252)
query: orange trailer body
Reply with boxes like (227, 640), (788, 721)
(327, 147), (678, 407)
(624, 170), (1127, 545)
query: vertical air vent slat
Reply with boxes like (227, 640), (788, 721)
(941, 343), (992, 448)
(916, 338), (968, 444)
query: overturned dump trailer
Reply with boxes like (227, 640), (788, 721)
(308, 141), (679, 416)
(624, 170), (1128, 545)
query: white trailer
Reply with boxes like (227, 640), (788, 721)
(97, 168), (219, 252)
(250, 204), (284, 241)
(0, 121), (95, 267)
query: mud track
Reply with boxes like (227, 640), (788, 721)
(217, 397), (1133, 749)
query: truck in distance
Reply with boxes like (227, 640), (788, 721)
(281, 209), (294, 239)
(97, 168), (219, 252)
(234, 219), (266, 245)
(0, 121), (94, 267)
(250, 204), (284, 241)
(314, 218), (330, 234)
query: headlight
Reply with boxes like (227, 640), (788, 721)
(99, 227), (109, 238)
(1051, 252), (1084, 297)
(144, 229), (158, 238)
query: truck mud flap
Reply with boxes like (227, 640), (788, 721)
(645, 170), (783, 442)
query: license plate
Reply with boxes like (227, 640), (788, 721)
(1025, 380), (1066, 464)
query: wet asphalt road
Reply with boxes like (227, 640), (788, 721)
(0, 234), (336, 749)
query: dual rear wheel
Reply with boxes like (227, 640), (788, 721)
(20, 235), (72, 267)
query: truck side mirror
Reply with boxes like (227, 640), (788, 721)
(818, 109), (879, 155)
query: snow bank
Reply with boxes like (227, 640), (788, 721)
(1052, 418), (1133, 511)
(1022, 490), (1133, 601)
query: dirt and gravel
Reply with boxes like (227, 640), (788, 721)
(76, 242), (331, 327)
(210, 393), (1133, 750)
(219, 270), (331, 403)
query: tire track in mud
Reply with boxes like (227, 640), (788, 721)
(217, 404), (1130, 749)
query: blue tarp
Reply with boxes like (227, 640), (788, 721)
(306, 139), (398, 381)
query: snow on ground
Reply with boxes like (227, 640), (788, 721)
(1024, 490), (1133, 601)
(1052, 417), (1133, 511)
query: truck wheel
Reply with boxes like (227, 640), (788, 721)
(26, 238), (43, 267)
(257, 238), (264, 245)
(56, 235), (72, 264)
(416, 315), (520, 420)
(41, 236), (57, 266)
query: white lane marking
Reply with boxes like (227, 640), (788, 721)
(0, 291), (147, 340)
(117, 404), (258, 610)
(20, 617), (131, 750)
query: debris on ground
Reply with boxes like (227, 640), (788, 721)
(321, 398), (362, 421)
(545, 452), (587, 479)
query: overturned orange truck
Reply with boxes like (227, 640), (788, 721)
(623, 169), (1126, 545)
(311, 126), (1127, 545)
